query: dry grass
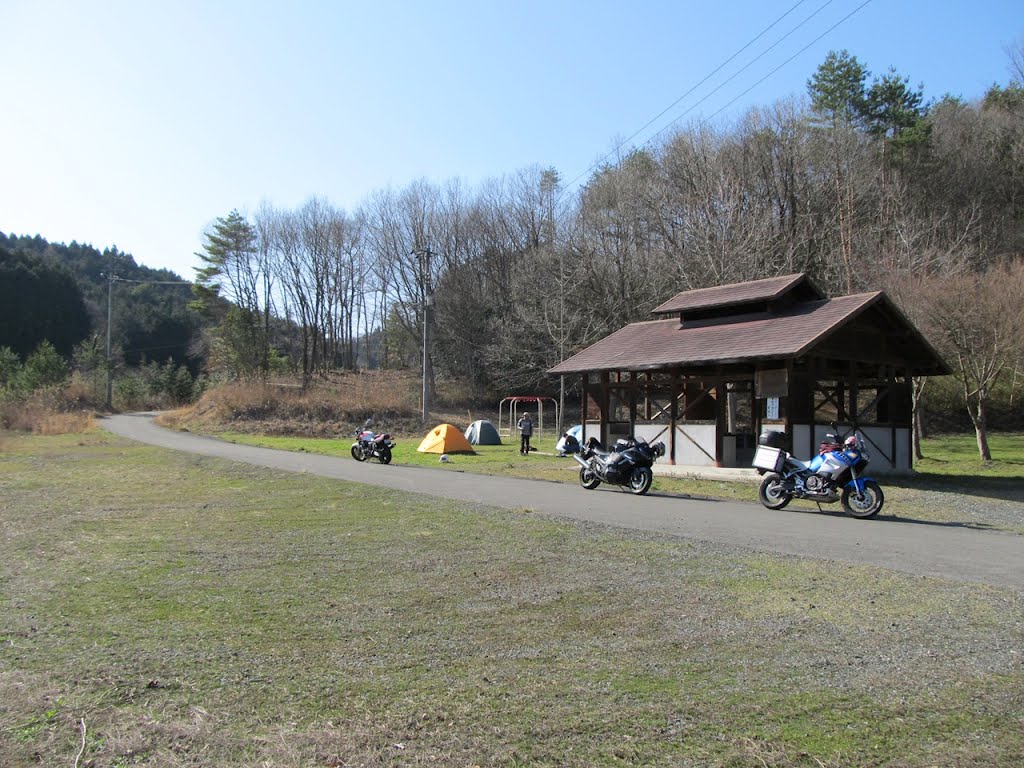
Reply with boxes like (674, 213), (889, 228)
(32, 410), (95, 435)
(0, 390), (96, 435)
(169, 372), (480, 438)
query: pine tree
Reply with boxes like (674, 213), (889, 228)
(807, 49), (869, 127)
(192, 211), (269, 377)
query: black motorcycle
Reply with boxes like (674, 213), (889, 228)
(350, 420), (395, 464)
(572, 435), (666, 495)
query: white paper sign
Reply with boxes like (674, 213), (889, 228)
(766, 397), (779, 420)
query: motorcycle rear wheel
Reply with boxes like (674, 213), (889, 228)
(351, 444), (366, 462)
(628, 466), (653, 495)
(377, 447), (392, 465)
(579, 466), (601, 490)
(841, 480), (884, 518)
(758, 473), (791, 509)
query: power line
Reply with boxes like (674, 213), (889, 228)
(561, 0), (871, 193)
(101, 272), (193, 408)
(111, 275), (192, 286)
(700, 0), (874, 127)
(562, 0), (816, 191)
(641, 0), (859, 146)
(123, 343), (190, 354)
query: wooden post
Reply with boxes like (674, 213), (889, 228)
(669, 369), (679, 465)
(715, 376), (726, 467)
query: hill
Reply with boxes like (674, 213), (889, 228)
(0, 232), (201, 372)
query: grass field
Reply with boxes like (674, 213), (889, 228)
(1, 431), (1022, 766)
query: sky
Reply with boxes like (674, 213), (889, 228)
(1, 0), (1020, 279)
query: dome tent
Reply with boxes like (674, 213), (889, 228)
(465, 419), (501, 445)
(416, 423), (476, 454)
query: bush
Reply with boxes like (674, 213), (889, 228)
(111, 360), (199, 411)
(114, 374), (147, 410)
(18, 341), (69, 392)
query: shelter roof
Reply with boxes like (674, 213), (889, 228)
(651, 273), (823, 316)
(548, 291), (949, 376)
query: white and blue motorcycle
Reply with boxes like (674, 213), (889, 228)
(752, 426), (884, 518)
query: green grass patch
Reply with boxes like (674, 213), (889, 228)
(917, 432), (1024, 477)
(1, 432), (1022, 766)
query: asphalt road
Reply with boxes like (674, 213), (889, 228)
(102, 413), (1024, 591)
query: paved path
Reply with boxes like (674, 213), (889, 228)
(102, 413), (1024, 591)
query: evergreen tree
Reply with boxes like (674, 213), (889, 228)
(19, 340), (70, 391)
(807, 49), (869, 127)
(864, 68), (926, 140)
(193, 211), (269, 376)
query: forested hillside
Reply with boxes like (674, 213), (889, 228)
(0, 233), (200, 372)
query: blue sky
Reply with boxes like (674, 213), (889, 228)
(1, 0), (1020, 279)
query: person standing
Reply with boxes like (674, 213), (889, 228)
(517, 412), (534, 455)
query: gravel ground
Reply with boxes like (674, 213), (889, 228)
(881, 477), (1024, 532)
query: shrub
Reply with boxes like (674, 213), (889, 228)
(18, 341), (69, 392)
(114, 374), (147, 410)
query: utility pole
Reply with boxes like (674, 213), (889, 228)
(104, 272), (116, 410)
(413, 247), (435, 425)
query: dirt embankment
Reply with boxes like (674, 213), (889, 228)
(158, 374), (494, 438)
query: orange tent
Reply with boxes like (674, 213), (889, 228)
(416, 423), (476, 454)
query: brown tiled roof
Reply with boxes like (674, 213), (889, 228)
(651, 273), (821, 315)
(550, 293), (885, 374)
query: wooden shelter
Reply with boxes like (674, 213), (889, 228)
(548, 274), (948, 471)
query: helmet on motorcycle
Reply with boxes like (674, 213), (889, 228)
(843, 435), (859, 449)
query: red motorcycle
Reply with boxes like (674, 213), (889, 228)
(350, 420), (395, 464)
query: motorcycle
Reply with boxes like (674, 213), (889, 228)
(573, 435), (666, 495)
(752, 425), (884, 518)
(350, 420), (395, 464)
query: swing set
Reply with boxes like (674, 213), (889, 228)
(497, 396), (559, 440)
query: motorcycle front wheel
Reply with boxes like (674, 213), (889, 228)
(841, 480), (884, 518)
(579, 466), (601, 490)
(758, 473), (791, 509)
(377, 447), (392, 465)
(350, 444), (366, 462)
(628, 466), (653, 495)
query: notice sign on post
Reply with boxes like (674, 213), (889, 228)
(766, 397), (780, 420)
(756, 368), (788, 397)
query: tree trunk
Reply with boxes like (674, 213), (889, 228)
(911, 376), (927, 461)
(970, 397), (992, 461)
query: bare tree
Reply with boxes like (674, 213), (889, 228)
(911, 262), (1024, 460)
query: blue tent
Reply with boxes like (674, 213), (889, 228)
(465, 419), (502, 445)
